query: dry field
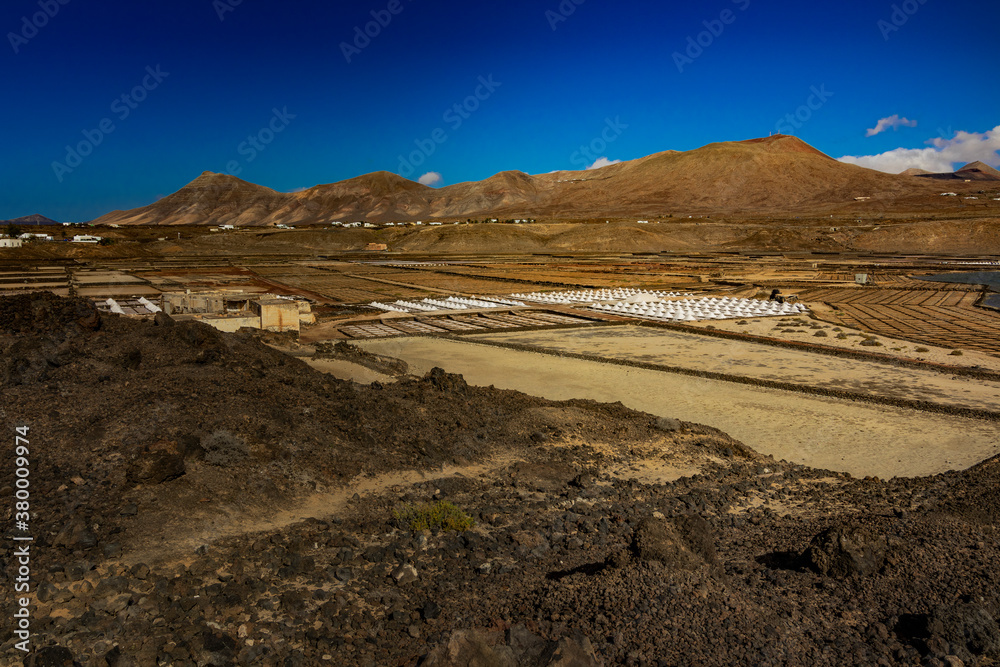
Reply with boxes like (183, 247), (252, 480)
(800, 286), (1000, 354)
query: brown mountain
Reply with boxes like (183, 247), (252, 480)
(294, 172), (436, 222)
(956, 161), (1000, 180)
(900, 168), (932, 176)
(94, 135), (951, 226)
(914, 161), (1000, 182)
(2, 214), (59, 226)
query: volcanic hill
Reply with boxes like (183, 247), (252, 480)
(914, 161), (1000, 182)
(1, 214), (59, 226)
(93, 135), (951, 226)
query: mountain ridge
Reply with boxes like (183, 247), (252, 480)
(92, 135), (972, 226)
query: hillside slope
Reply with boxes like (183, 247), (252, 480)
(93, 136), (956, 226)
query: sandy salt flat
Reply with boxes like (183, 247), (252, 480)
(303, 357), (396, 385)
(356, 336), (1000, 479)
(467, 325), (1000, 412)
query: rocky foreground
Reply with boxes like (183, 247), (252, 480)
(1, 293), (999, 666)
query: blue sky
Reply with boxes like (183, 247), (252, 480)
(1, 0), (998, 221)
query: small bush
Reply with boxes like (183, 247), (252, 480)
(860, 339), (882, 347)
(950, 350), (963, 356)
(836, 333), (849, 340)
(814, 331), (829, 337)
(395, 501), (475, 532)
(915, 347), (930, 353)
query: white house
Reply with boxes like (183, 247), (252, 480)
(71, 235), (102, 243)
(0, 238), (24, 248)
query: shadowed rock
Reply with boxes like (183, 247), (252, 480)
(928, 603), (1000, 661)
(629, 515), (717, 569)
(422, 626), (601, 666)
(802, 524), (887, 577)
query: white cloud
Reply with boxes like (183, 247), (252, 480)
(837, 126), (1000, 174)
(286, 186), (310, 193)
(586, 157), (622, 170)
(418, 171), (443, 186)
(866, 114), (918, 137)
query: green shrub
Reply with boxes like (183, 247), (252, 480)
(394, 500), (475, 532)
(950, 350), (963, 356)
(915, 347), (930, 353)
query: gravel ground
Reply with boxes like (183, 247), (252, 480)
(1, 293), (998, 666)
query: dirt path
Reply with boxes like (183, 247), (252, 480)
(356, 337), (1000, 479)
(125, 449), (700, 567)
(124, 463), (495, 567)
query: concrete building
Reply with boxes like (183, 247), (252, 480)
(253, 298), (301, 332)
(72, 235), (102, 243)
(160, 290), (315, 333)
(0, 238), (24, 248)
